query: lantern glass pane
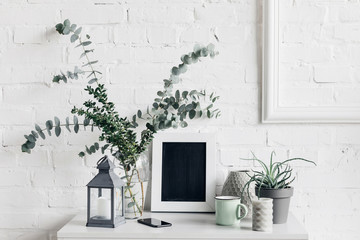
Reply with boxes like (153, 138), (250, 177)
(115, 187), (123, 218)
(89, 188), (112, 220)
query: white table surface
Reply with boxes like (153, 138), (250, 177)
(57, 212), (308, 240)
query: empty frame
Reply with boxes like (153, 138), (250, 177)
(151, 133), (216, 212)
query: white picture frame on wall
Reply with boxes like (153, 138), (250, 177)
(262, 0), (360, 123)
(151, 132), (216, 212)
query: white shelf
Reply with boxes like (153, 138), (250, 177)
(57, 212), (308, 240)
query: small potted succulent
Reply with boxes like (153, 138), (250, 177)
(241, 151), (316, 224)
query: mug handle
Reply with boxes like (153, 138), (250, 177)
(236, 203), (248, 220)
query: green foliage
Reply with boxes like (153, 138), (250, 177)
(241, 151), (316, 199)
(21, 19), (221, 171)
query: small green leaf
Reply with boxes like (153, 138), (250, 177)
(85, 146), (91, 154)
(78, 152), (85, 157)
(46, 120), (53, 136)
(88, 78), (97, 84)
(26, 141), (35, 149)
(55, 23), (64, 34)
(75, 27), (82, 35)
(31, 131), (39, 138)
(73, 115), (78, 125)
(82, 41), (92, 46)
(171, 67), (179, 75)
(74, 123), (79, 133)
(21, 144), (30, 153)
(66, 117), (71, 132)
(54, 116), (60, 127)
(94, 142), (99, 150)
(70, 24), (77, 31)
(84, 118), (90, 126)
(157, 91), (164, 97)
(189, 110), (196, 119)
(185, 104), (193, 111)
(179, 104), (185, 112)
(101, 144), (109, 154)
(182, 91), (188, 99)
(25, 134), (36, 143)
(175, 90), (180, 101)
(137, 110), (142, 118)
(46, 120), (53, 130)
(70, 34), (79, 43)
(63, 26), (70, 35)
(64, 19), (70, 27)
(180, 121), (188, 128)
(35, 124), (42, 132)
(55, 126), (61, 137)
(90, 145), (96, 153)
(38, 131), (45, 139)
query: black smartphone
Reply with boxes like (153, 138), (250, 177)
(137, 218), (172, 228)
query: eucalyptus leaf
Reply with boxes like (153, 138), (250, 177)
(64, 19), (70, 27)
(84, 118), (90, 126)
(94, 142), (99, 150)
(189, 110), (196, 119)
(88, 78), (97, 84)
(55, 126), (61, 137)
(180, 121), (188, 128)
(82, 41), (92, 46)
(85, 146), (91, 154)
(35, 124), (42, 133)
(70, 34), (79, 43)
(31, 131), (39, 139)
(21, 144), (30, 153)
(73, 115), (78, 125)
(74, 123), (79, 133)
(54, 116), (60, 127)
(127, 202), (135, 208)
(38, 131), (45, 139)
(66, 117), (71, 132)
(26, 141), (35, 149)
(75, 27), (82, 35)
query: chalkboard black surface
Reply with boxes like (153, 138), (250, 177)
(161, 142), (206, 202)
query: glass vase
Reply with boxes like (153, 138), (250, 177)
(116, 153), (150, 219)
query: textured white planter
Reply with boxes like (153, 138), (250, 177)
(252, 198), (273, 232)
(221, 170), (253, 217)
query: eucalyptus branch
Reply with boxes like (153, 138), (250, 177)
(22, 19), (221, 172)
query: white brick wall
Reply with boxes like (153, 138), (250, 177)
(0, 0), (359, 240)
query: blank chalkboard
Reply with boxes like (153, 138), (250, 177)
(161, 142), (206, 202)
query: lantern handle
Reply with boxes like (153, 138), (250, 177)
(97, 155), (108, 166)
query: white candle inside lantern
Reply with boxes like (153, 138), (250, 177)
(97, 196), (111, 219)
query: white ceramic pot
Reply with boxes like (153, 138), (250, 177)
(252, 198), (273, 232)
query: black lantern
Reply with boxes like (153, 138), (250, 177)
(86, 155), (126, 228)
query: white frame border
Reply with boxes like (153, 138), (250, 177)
(151, 132), (216, 212)
(263, 0), (360, 123)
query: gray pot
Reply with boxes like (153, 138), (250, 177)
(255, 187), (294, 224)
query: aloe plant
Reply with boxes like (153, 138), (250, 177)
(241, 151), (316, 199)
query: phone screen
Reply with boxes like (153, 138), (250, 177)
(138, 218), (172, 227)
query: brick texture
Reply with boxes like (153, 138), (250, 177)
(0, 0), (359, 240)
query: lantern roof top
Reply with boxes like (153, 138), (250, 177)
(87, 156), (125, 188)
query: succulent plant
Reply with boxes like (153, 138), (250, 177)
(241, 151), (316, 199)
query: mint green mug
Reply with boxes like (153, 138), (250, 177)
(215, 196), (248, 226)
